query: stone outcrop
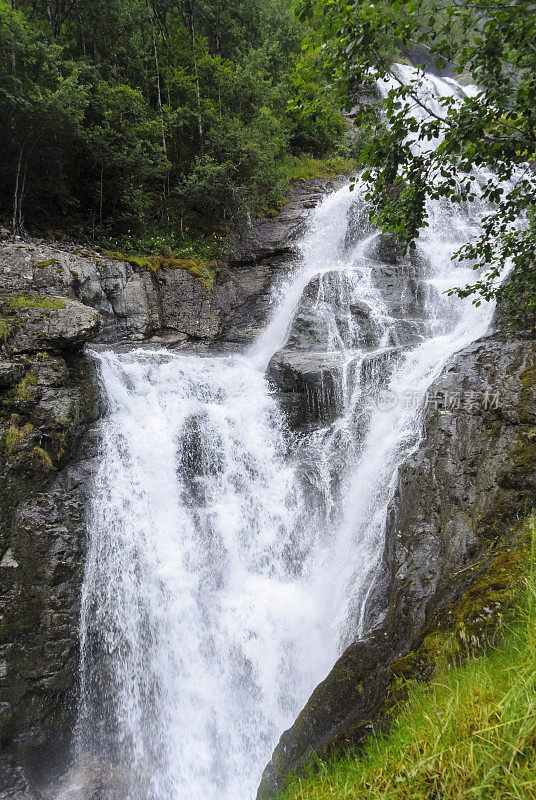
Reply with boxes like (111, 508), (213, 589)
(0, 242), (269, 344)
(0, 295), (100, 354)
(230, 179), (341, 265)
(0, 179), (337, 347)
(267, 350), (343, 430)
(258, 312), (536, 799)
(265, 227), (429, 435)
(0, 296), (101, 797)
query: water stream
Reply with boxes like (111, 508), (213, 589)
(67, 69), (501, 800)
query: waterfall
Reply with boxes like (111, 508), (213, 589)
(65, 69), (504, 800)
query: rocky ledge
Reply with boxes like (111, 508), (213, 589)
(0, 295), (101, 798)
(0, 179), (338, 347)
(258, 310), (536, 798)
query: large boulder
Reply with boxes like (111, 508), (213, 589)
(0, 295), (101, 354)
(267, 349), (345, 430)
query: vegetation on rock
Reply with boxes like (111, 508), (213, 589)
(0, 0), (350, 256)
(279, 516), (536, 800)
(101, 250), (217, 290)
(296, 0), (536, 320)
(9, 295), (67, 310)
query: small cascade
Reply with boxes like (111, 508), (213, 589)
(65, 68), (509, 800)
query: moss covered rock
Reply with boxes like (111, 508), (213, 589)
(0, 296), (101, 795)
(0, 294), (101, 354)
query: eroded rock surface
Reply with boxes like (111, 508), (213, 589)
(258, 313), (536, 799)
(0, 295), (100, 354)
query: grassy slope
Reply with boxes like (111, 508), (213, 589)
(279, 521), (536, 800)
(282, 155), (356, 181)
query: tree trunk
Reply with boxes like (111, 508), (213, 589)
(12, 147), (23, 234)
(187, 0), (204, 155)
(46, 2), (55, 37)
(153, 36), (165, 149)
(18, 158), (28, 232)
(99, 161), (104, 226)
(12, 142), (31, 234)
(147, 1), (169, 198)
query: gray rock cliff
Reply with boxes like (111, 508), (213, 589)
(258, 312), (536, 798)
(0, 296), (102, 797)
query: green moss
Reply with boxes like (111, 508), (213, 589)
(453, 548), (524, 645)
(253, 206), (284, 219)
(31, 446), (53, 470)
(13, 372), (38, 402)
(3, 421), (34, 453)
(9, 295), (66, 310)
(521, 363), (536, 388)
(32, 259), (58, 268)
(102, 250), (217, 291)
(511, 428), (536, 470)
(50, 431), (68, 461)
(283, 155), (357, 182)
(101, 249), (125, 261)
(0, 318), (10, 343)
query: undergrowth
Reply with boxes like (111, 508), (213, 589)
(98, 232), (223, 261)
(279, 517), (536, 800)
(283, 155), (356, 182)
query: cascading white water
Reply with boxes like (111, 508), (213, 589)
(73, 351), (333, 800)
(67, 69), (507, 800)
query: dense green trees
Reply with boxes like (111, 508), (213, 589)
(0, 0), (344, 246)
(297, 0), (536, 317)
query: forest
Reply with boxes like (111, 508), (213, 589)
(0, 0), (348, 253)
(2, 0), (534, 308)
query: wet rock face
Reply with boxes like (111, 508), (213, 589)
(365, 235), (430, 348)
(0, 296), (101, 797)
(257, 317), (536, 799)
(267, 350), (343, 430)
(231, 179), (343, 265)
(265, 224), (430, 436)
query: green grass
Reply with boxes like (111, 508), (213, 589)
(279, 519), (536, 800)
(283, 155), (357, 182)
